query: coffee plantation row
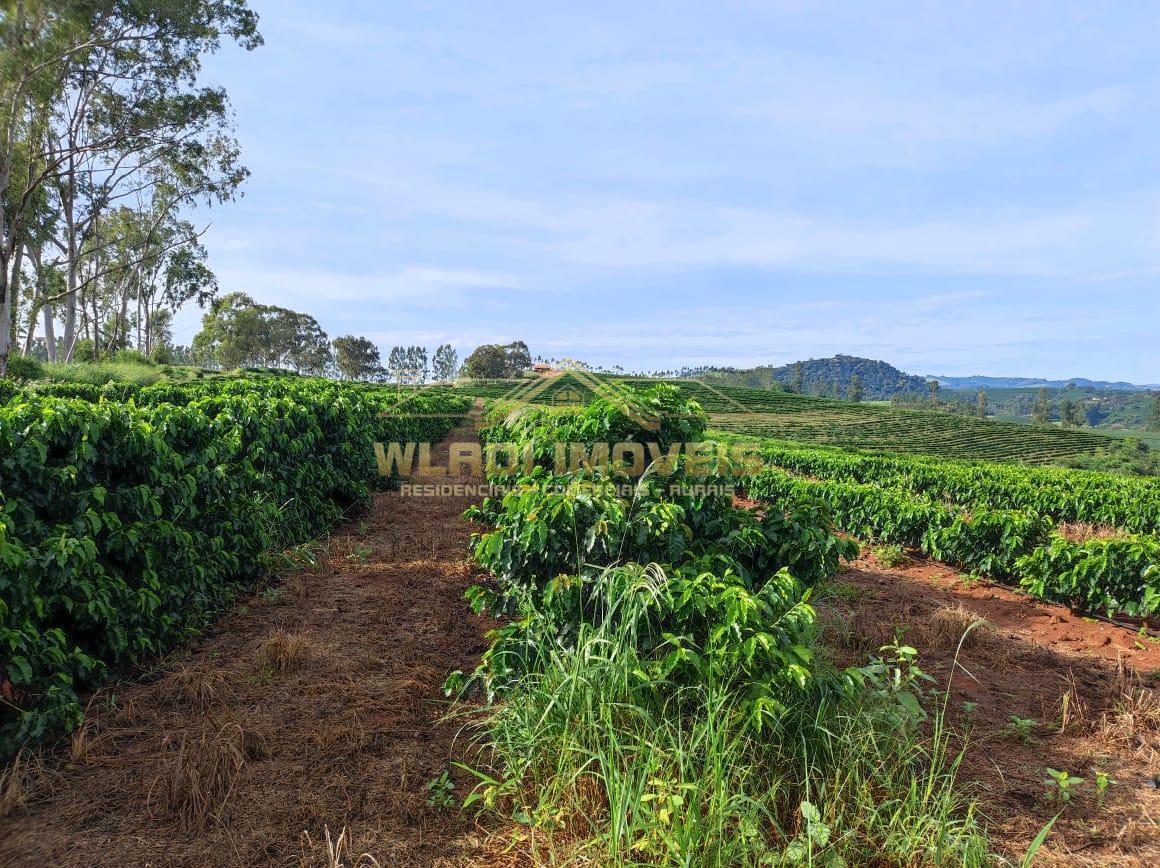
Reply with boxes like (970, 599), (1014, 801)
(708, 407), (1114, 463)
(454, 372), (1119, 464)
(0, 378), (471, 755)
(450, 385), (990, 862)
(737, 439), (1160, 617)
(463, 385), (1158, 616)
(462, 387), (852, 708)
(729, 437), (1160, 534)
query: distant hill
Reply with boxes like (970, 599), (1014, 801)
(929, 374), (1159, 392)
(681, 355), (929, 401)
(675, 356), (1157, 400)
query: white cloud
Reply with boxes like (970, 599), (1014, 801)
(334, 161), (1160, 280)
(208, 264), (522, 307)
(539, 196), (1155, 279)
(737, 79), (1128, 157)
(167, 264), (526, 345)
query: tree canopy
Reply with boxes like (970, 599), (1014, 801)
(333, 335), (382, 381)
(432, 343), (458, 382)
(192, 291), (332, 374)
(463, 340), (531, 378)
(0, 0), (262, 373)
(1147, 394), (1160, 432)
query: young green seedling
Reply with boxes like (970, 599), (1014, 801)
(426, 770), (457, 808)
(1093, 770), (1114, 806)
(1007, 715), (1037, 743)
(1042, 768), (1084, 804)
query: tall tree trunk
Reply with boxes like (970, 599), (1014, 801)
(143, 300), (152, 355)
(61, 159), (79, 361)
(62, 269), (77, 358)
(0, 269), (12, 376)
(0, 121), (12, 376)
(0, 239), (27, 374)
(20, 244), (45, 357)
(23, 298), (40, 355)
(117, 277), (130, 351)
(43, 300), (56, 362)
(90, 284), (99, 357)
(28, 245), (56, 362)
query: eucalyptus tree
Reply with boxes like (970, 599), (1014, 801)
(431, 343), (457, 382)
(406, 345), (428, 382)
(386, 344), (430, 384)
(190, 290), (257, 368)
(191, 292), (334, 374)
(86, 198), (216, 355)
(333, 335), (382, 381)
(386, 345), (404, 381)
(0, 0), (261, 374)
(1032, 388), (1050, 423)
(848, 374), (863, 402)
(283, 310), (332, 375)
(926, 379), (940, 405)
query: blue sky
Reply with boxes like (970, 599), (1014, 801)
(178, 0), (1160, 381)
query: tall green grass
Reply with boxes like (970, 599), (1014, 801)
(40, 360), (163, 386)
(457, 565), (992, 866)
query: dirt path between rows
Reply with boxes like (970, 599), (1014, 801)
(0, 405), (497, 867)
(824, 551), (1160, 866)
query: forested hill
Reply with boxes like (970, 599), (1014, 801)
(681, 355), (929, 400)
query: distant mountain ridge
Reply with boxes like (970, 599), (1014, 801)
(928, 374), (1159, 392)
(679, 355), (1157, 400)
(682, 354), (929, 400)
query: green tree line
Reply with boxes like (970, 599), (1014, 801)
(0, 1), (266, 374)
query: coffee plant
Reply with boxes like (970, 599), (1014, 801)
(745, 461), (1160, 616)
(0, 379), (470, 755)
(459, 386), (856, 725)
